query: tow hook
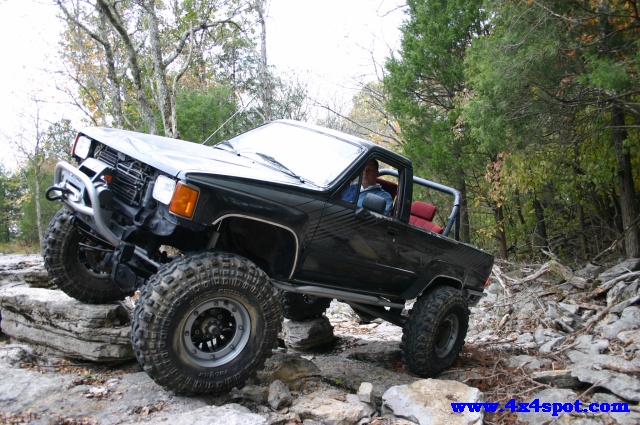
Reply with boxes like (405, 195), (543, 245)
(45, 186), (72, 201)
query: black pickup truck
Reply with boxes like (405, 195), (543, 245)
(44, 119), (493, 395)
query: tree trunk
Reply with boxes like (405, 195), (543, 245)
(456, 172), (470, 244)
(96, 0), (157, 134)
(612, 104), (640, 257)
(577, 203), (587, 259)
(256, 0), (271, 121)
(493, 202), (508, 259)
(532, 198), (548, 253)
(97, 9), (124, 128)
(146, 1), (174, 137)
(34, 173), (43, 250)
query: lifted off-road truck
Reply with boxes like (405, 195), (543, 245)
(44, 119), (493, 395)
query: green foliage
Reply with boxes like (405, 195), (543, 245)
(0, 166), (22, 244)
(580, 56), (632, 92)
(460, 0), (639, 261)
(175, 85), (238, 144)
(384, 0), (492, 246)
(385, 0), (639, 261)
(56, 0), (262, 136)
(7, 118), (75, 247)
(17, 168), (61, 244)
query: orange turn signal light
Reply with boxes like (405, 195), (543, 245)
(169, 182), (199, 218)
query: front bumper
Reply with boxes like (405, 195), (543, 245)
(49, 160), (162, 269)
(49, 159), (121, 247)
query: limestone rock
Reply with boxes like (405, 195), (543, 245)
(0, 286), (133, 361)
(574, 262), (604, 279)
(570, 334), (610, 355)
(569, 353), (640, 402)
(281, 317), (335, 351)
(598, 259), (640, 283)
(517, 388), (577, 424)
(162, 404), (268, 425)
(24, 270), (53, 288)
(508, 355), (541, 372)
(533, 325), (563, 345)
(347, 341), (402, 369)
(530, 370), (581, 388)
(289, 388), (375, 425)
(382, 379), (483, 425)
(539, 336), (566, 354)
(268, 380), (292, 410)
(257, 353), (322, 390)
(358, 382), (375, 405)
(596, 306), (640, 339)
(589, 393), (640, 425)
(0, 343), (35, 365)
(311, 355), (417, 406)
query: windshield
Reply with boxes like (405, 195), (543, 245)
(218, 121), (365, 188)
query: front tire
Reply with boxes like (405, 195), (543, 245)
(131, 252), (282, 395)
(43, 208), (127, 304)
(401, 286), (469, 377)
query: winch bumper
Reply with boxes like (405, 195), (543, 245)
(48, 159), (120, 247)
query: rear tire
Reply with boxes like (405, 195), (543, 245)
(43, 208), (127, 304)
(131, 252), (281, 395)
(401, 286), (469, 377)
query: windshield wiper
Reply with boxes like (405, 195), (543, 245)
(213, 141), (240, 156)
(254, 153), (307, 184)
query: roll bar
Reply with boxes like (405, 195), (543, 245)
(380, 169), (461, 240)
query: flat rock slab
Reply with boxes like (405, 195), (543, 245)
(382, 379), (484, 425)
(0, 359), (212, 425)
(0, 286), (133, 361)
(568, 352), (640, 402)
(289, 388), (375, 425)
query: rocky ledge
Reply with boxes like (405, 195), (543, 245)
(1, 253), (640, 424)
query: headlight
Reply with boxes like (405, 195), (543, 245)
(152, 175), (176, 205)
(73, 135), (92, 159)
(152, 176), (199, 219)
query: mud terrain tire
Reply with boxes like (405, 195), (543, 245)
(278, 291), (331, 321)
(43, 208), (127, 304)
(131, 252), (281, 395)
(401, 286), (469, 377)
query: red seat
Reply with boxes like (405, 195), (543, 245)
(409, 201), (443, 234)
(376, 178), (398, 199)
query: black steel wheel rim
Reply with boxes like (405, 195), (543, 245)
(181, 297), (251, 367)
(435, 313), (459, 357)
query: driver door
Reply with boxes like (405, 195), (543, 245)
(297, 158), (410, 296)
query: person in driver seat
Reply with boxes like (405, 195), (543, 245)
(341, 159), (393, 215)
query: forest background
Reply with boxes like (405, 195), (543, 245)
(0, 0), (638, 265)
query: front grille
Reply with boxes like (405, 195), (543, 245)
(95, 145), (152, 207)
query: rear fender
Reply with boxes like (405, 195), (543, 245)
(401, 261), (465, 300)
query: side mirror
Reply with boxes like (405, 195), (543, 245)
(357, 193), (387, 217)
